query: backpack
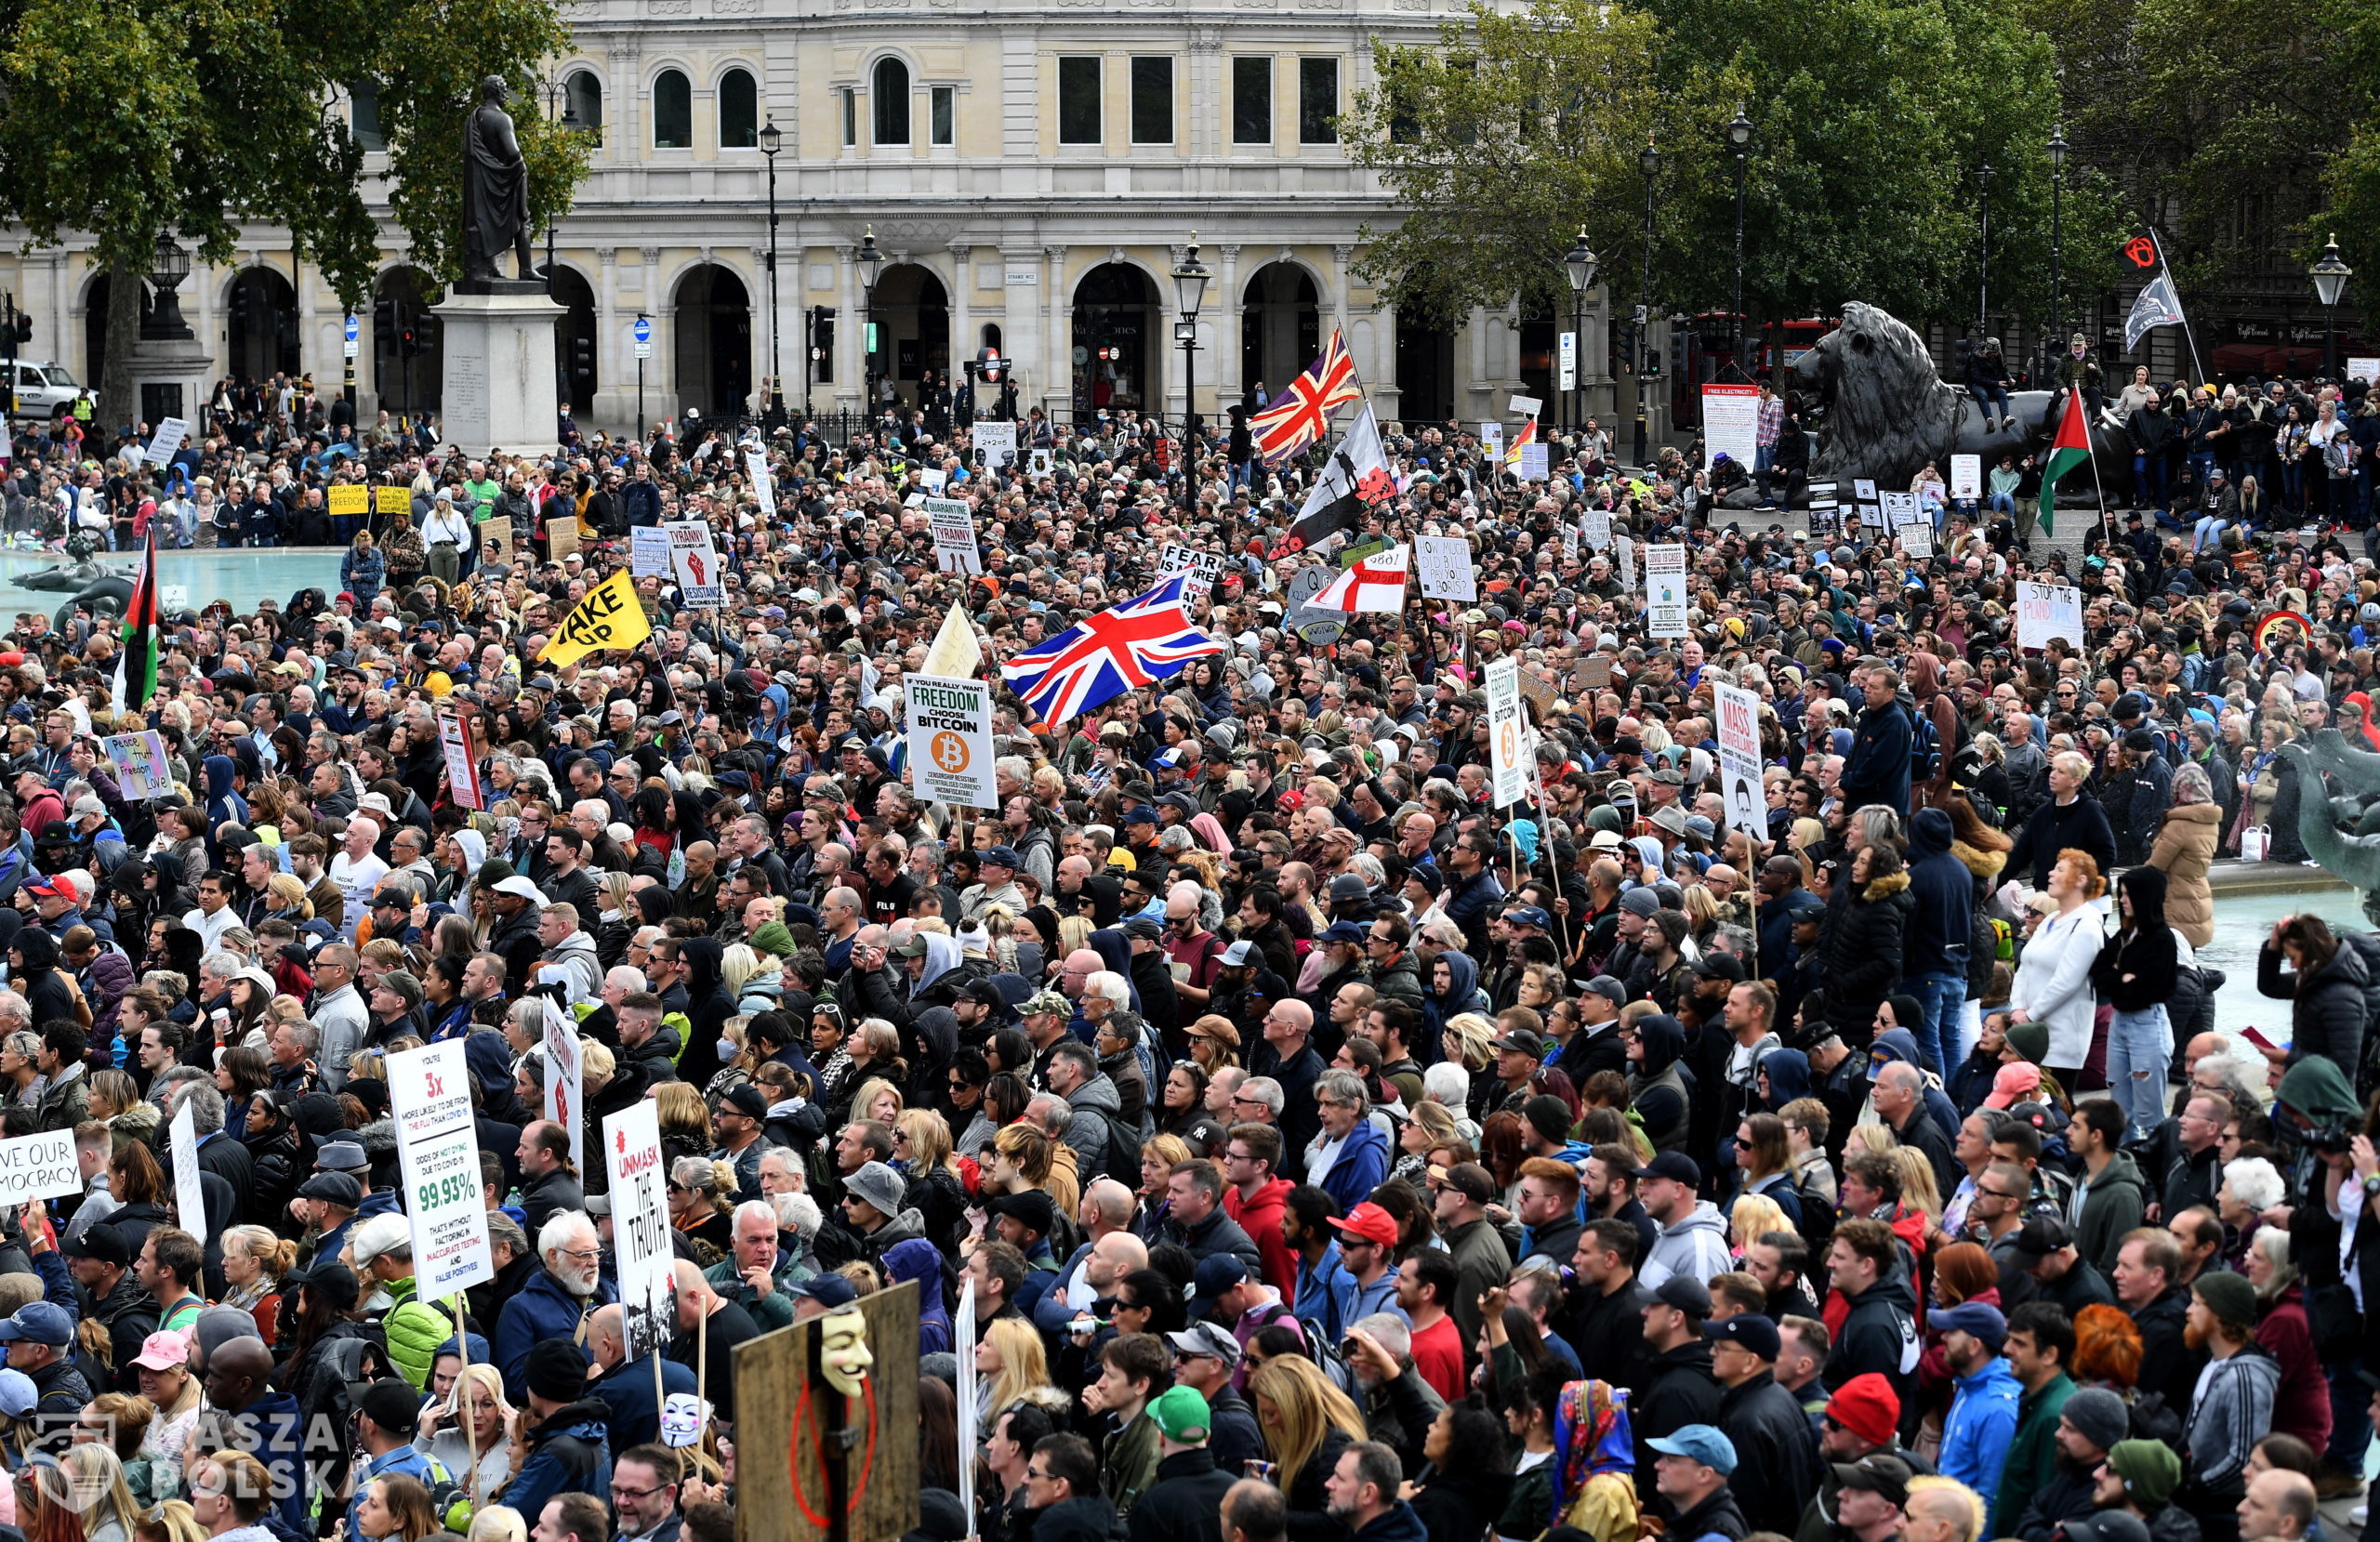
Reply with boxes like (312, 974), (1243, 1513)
(1090, 1104), (1144, 1188)
(1908, 705), (1943, 785)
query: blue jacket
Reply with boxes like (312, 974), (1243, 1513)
(348, 1443), (445, 1541)
(220, 1389), (309, 1535)
(1938, 1356), (2021, 1497)
(1312, 1120), (1390, 1212)
(1902, 809), (1976, 980)
(494, 1267), (616, 1403)
(499, 1398), (613, 1523)
(593, 1355), (697, 1455)
(1295, 1243), (1351, 1340)
(1842, 698), (1913, 816)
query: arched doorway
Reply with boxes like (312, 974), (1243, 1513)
(1241, 262), (1319, 402)
(1071, 263), (1157, 421)
(673, 264), (751, 417)
(1395, 310), (1455, 426)
(374, 267), (446, 417)
(227, 268), (301, 381)
(549, 267), (599, 413)
(870, 263), (947, 407)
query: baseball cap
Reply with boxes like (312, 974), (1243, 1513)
(722, 1085), (770, 1121)
(1219, 941), (1257, 968)
(1632, 1151), (1701, 1187)
(1580, 976), (1627, 1005)
(789, 1274), (859, 1311)
(1652, 1274), (1712, 1316)
(1189, 1254), (1250, 1304)
(2009, 1216), (2074, 1261)
(1144, 1384), (1211, 1443)
(1504, 904), (1551, 930)
(130, 1328), (194, 1371)
(61, 1228), (129, 1266)
(1646, 1424), (1736, 1475)
(1493, 1027), (1546, 1059)
(1692, 953), (1747, 982)
(1702, 1312), (1780, 1360)
(492, 876), (547, 903)
(981, 846), (1021, 870)
(0, 1302), (73, 1346)
(356, 1377), (425, 1434)
(1831, 1455), (1912, 1509)
(986, 1191), (1057, 1236)
(1317, 920), (1367, 945)
(1331, 1201), (1399, 1248)
(1168, 1322), (1243, 1367)
(1023, 989), (1071, 1019)
(1931, 1301), (2007, 1352)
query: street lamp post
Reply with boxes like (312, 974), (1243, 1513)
(2313, 234), (2353, 383)
(536, 76), (588, 296)
(856, 226), (882, 427)
(2047, 127), (2067, 385)
(1638, 138), (1659, 468)
(1170, 235), (1210, 507)
(1977, 161), (1992, 340)
(1562, 228), (1597, 442)
(759, 120), (783, 426)
(1726, 109), (1752, 378)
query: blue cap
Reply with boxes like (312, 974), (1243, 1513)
(1190, 1254), (1250, 1301)
(1318, 920), (1367, 944)
(1646, 1424), (1738, 1475)
(789, 1274), (858, 1310)
(1122, 805), (1159, 826)
(0, 1302), (74, 1346)
(1930, 1300), (2006, 1352)
(982, 846), (1022, 869)
(1505, 904), (1552, 930)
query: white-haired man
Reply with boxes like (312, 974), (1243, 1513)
(493, 1210), (615, 1404)
(704, 1199), (805, 1330)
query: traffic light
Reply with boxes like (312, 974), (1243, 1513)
(12, 314), (30, 348)
(373, 298), (394, 346)
(572, 331), (594, 376)
(399, 326), (418, 359)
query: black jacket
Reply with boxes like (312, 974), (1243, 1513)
(2131, 1284), (2202, 1416)
(1126, 1449), (1234, 1542)
(2258, 941), (2370, 1078)
(1408, 1467), (1514, 1542)
(1825, 1267), (1920, 1404)
(1822, 874), (1912, 1043)
(1633, 1341), (1723, 1489)
(1717, 1370), (1820, 1535)
(1561, 1275), (1654, 1390)
(2006, 796), (2119, 890)
(1668, 1483), (1751, 1542)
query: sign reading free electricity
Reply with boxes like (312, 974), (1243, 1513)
(906, 673), (998, 811)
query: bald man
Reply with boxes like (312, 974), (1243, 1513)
(1250, 998), (1325, 1163)
(585, 1302), (696, 1456)
(667, 1259), (762, 1417)
(1039, 1180), (1146, 1330)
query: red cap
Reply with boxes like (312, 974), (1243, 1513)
(1331, 1201), (1399, 1248)
(1826, 1373), (1900, 1448)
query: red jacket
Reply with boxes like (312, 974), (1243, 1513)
(1224, 1177), (1298, 1298)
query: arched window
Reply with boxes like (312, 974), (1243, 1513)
(872, 58), (910, 148)
(564, 70), (602, 139)
(653, 69), (692, 148)
(719, 68), (758, 148)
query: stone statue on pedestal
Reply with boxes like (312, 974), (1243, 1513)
(461, 76), (538, 289)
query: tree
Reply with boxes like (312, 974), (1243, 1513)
(0, 0), (588, 428)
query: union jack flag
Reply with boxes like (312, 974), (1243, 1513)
(999, 575), (1225, 725)
(1250, 327), (1362, 465)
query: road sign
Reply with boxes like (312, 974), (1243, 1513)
(635, 342), (652, 360)
(344, 314), (360, 360)
(633, 317), (652, 343)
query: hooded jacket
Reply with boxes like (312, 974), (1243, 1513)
(2090, 867), (2179, 1013)
(1823, 871), (1911, 1042)
(1308, 1115), (1391, 1212)
(499, 1395), (615, 1523)
(674, 937), (733, 1087)
(1825, 1264), (1921, 1403)
(2073, 1150), (2147, 1277)
(1937, 1353), (2021, 1498)
(2184, 1342), (2280, 1492)
(1223, 1175), (1300, 1298)
(2148, 802), (2222, 948)
(2258, 935), (2369, 1077)
(1640, 1201), (1733, 1291)
(1056, 1068), (1129, 1176)
(1421, 949), (1486, 1064)
(1903, 809), (1976, 980)
(537, 929), (603, 1005)
(1626, 1014), (1690, 1153)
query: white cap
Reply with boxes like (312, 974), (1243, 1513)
(493, 876), (547, 903)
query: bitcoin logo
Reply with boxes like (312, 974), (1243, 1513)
(931, 731), (971, 773)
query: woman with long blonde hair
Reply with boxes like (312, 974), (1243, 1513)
(423, 1362), (514, 1499)
(1250, 1355), (1368, 1529)
(972, 1317), (1050, 1437)
(849, 1075), (905, 1128)
(1727, 1193), (1791, 1256)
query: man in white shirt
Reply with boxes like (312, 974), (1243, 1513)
(180, 870), (242, 951)
(329, 818), (390, 936)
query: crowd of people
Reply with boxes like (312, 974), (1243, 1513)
(0, 368), (2367, 1542)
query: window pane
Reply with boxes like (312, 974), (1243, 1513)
(565, 71), (603, 137)
(349, 80), (383, 151)
(1130, 57), (1172, 144)
(813, 310), (834, 382)
(720, 68), (757, 148)
(932, 86), (955, 145)
(1058, 57), (1101, 144)
(654, 70), (692, 148)
(1299, 58), (1337, 143)
(841, 89), (856, 147)
(1232, 57), (1271, 144)
(873, 59), (910, 146)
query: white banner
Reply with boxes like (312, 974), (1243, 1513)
(2016, 581), (2083, 651)
(906, 674), (998, 811)
(170, 1100), (205, 1238)
(145, 418), (188, 468)
(1701, 384), (1759, 470)
(1880, 490), (1923, 531)
(1615, 538), (1635, 594)
(1583, 507), (1611, 552)
(1517, 442), (1549, 481)
(1712, 680), (1765, 842)
(389, 1039), (494, 1297)
(435, 708), (483, 811)
(666, 523), (724, 608)
(1645, 544), (1688, 639)
(973, 422), (1018, 468)
(747, 452), (775, 517)
(542, 1000), (584, 1180)
(629, 527), (672, 577)
(1508, 393), (1542, 417)
(1486, 659), (1527, 809)
(2352, 357), (2380, 386)
(0, 1130), (80, 1206)
(605, 1100), (676, 1360)
(955, 1279), (979, 1527)
(1949, 455), (1982, 502)
(1414, 534), (1475, 601)
(925, 497), (982, 575)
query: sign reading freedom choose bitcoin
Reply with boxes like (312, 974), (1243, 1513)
(906, 673), (997, 811)
(538, 570), (654, 668)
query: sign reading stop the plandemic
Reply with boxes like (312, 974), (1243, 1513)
(0, 1130), (79, 1205)
(2016, 581), (2083, 651)
(906, 674), (997, 811)
(388, 1039), (494, 1298)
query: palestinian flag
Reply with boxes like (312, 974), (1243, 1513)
(111, 528), (158, 715)
(2038, 389), (2092, 535)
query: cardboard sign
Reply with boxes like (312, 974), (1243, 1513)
(542, 1000), (583, 1180)
(747, 451), (776, 517)
(1701, 384), (1760, 470)
(604, 1100), (676, 1359)
(169, 1100), (205, 1239)
(667, 522), (724, 607)
(1414, 534), (1475, 601)
(103, 731), (175, 800)
(1950, 455), (1982, 501)
(326, 485), (369, 517)
(435, 707), (483, 811)
(480, 521), (516, 567)
(547, 513), (580, 560)
(1508, 394), (1543, 417)
(375, 487), (411, 517)
(1900, 522), (1936, 559)
(1581, 654), (1612, 692)
(1645, 544), (1688, 639)
(2016, 581), (2083, 651)
(144, 418), (187, 467)
(973, 422), (1018, 468)
(1158, 541), (1225, 599)
(1486, 659), (1527, 809)
(0, 1130), (80, 1205)
(388, 1039), (494, 1297)
(1712, 679), (1765, 841)
(1583, 507), (1612, 551)
(925, 497), (982, 574)
(630, 527), (672, 576)
(906, 674), (998, 811)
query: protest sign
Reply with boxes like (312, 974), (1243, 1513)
(376, 487), (412, 518)
(1414, 534), (1476, 601)
(1701, 384), (1760, 469)
(0, 1131), (79, 1205)
(1900, 521), (1935, 558)
(548, 514), (580, 560)
(103, 731), (175, 800)
(1486, 659), (1527, 808)
(973, 422), (1018, 468)
(2351, 356), (2379, 385)
(906, 674), (998, 811)
(1027, 449), (1053, 478)
(926, 498), (982, 574)
(1806, 481), (1840, 540)
(144, 418), (187, 467)
(435, 707), (483, 811)
(1713, 680), (1765, 841)
(1615, 539), (1635, 593)
(1517, 442), (1549, 481)
(170, 1100), (205, 1239)
(542, 1001), (583, 1180)
(388, 1039), (494, 1297)
(630, 527), (671, 576)
(2016, 581), (2083, 651)
(326, 485), (369, 518)
(604, 1101), (675, 1358)
(1879, 490), (1922, 531)
(1509, 393), (1543, 418)
(667, 522), (724, 607)
(1479, 423), (1504, 456)
(1645, 544), (1688, 639)
(747, 452), (775, 516)
(1853, 479), (1879, 502)
(1950, 455), (1982, 502)
(536, 571), (654, 667)
(1583, 507), (1611, 551)
(1158, 541), (1225, 598)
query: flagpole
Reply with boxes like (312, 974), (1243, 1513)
(2150, 229), (2207, 384)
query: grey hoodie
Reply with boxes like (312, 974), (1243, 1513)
(539, 929), (603, 1005)
(1640, 1199), (1734, 1290)
(2185, 1344), (2279, 1489)
(1058, 1071), (1126, 1173)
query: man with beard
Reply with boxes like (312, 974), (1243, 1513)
(2007, 1386), (2126, 1542)
(1208, 941), (1287, 1046)
(1633, 1273), (1723, 1495)
(494, 1211), (616, 1404)
(1990, 1302), (2079, 1535)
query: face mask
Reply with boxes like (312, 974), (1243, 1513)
(718, 1037), (738, 1062)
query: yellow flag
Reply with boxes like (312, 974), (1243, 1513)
(537, 570), (653, 668)
(919, 600), (983, 680)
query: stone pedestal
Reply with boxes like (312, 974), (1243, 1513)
(124, 334), (213, 428)
(433, 287), (564, 456)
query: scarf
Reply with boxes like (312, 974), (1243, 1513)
(1550, 1379), (1633, 1520)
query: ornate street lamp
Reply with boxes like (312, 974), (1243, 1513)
(1563, 228), (1597, 435)
(2313, 233), (2352, 381)
(1170, 235), (1210, 483)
